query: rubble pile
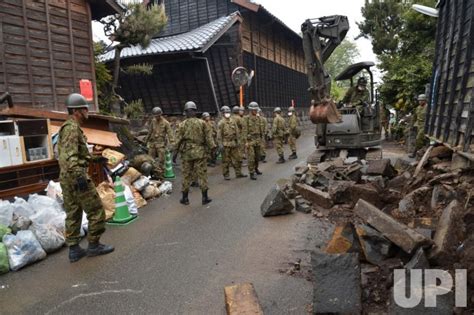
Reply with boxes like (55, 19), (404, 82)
(274, 145), (473, 312)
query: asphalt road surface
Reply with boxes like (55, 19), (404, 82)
(0, 131), (334, 314)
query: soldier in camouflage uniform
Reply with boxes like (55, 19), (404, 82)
(287, 107), (299, 159)
(272, 107), (288, 164)
(130, 154), (161, 178)
(232, 106), (246, 161)
(202, 112), (218, 167)
(218, 106), (247, 180)
(342, 77), (370, 112)
(58, 93), (114, 263)
(414, 94), (428, 151)
(243, 102), (264, 180)
(174, 101), (216, 205)
(257, 108), (268, 163)
(146, 107), (175, 180)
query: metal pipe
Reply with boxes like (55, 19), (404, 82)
(192, 56), (220, 114)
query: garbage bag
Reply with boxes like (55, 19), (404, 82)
(28, 194), (64, 226)
(3, 230), (46, 271)
(0, 200), (14, 227)
(124, 185), (138, 215)
(10, 214), (32, 234)
(141, 184), (160, 200)
(29, 223), (65, 253)
(45, 180), (63, 205)
(96, 182), (115, 220)
(133, 176), (150, 191)
(158, 181), (173, 195)
(12, 197), (35, 219)
(0, 243), (9, 275)
(0, 225), (11, 240)
(131, 187), (147, 209)
(48, 213), (66, 236)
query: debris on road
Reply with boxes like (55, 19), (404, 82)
(260, 182), (294, 217)
(224, 283), (264, 315)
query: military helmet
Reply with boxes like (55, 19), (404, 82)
(248, 101), (259, 110)
(152, 107), (162, 115)
(184, 101), (197, 111)
(357, 77), (368, 86)
(65, 93), (89, 109)
(232, 106), (241, 113)
(140, 162), (153, 177)
(417, 94), (427, 101)
(202, 112), (210, 118)
(288, 107), (296, 112)
(257, 108), (262, 113)
(221, 106), (231, 113)
(274, 107), (282, 113)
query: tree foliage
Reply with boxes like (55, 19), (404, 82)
(93, 41), (113, 114)
(101, 3), (167, 113)
(358, 0), (437, 112)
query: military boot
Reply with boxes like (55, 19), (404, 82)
(250, 173), (257, 180)
(277, 155), (286, 164)
(236, 173), (248, 178)
(255, 169), (262, 175)
(87, 242), (114, 257)
(224, 174), (231, 180)
(69, 244), (87, 263)
(202, 190), (212, 205)
(289, 152), (298, 160)
(180, 191), (190, 205)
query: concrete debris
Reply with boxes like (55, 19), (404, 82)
(328, 180), (353, 204)
(224, 283), (264, 315)
(398, 186), (432, 214)
(350, 184), (382, 208)
(294, 183), (333, 209)
(260, 183), (294, 217)
(386, 172), (411, 192)
(367, 159), (396, 178)
(355, 224), (394, 266)
(451, 152), (474, 170)
(405, 247), (430, 269)
(430, 184), (456, 209)
(413, 145), (434, 177)
(354, 199), (433, 254)
(311, 251), (361, 314)
(325, 223), (361, 254)
(295, 196), (312, 213)
(362, 175), (386, 190)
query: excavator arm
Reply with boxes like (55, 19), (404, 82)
(302, 15), (349, 105)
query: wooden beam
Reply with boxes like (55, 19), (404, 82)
(21, 0), (36, 106)
(44, 0), (58, 110)
(0, 18), (8, 92)
(67, 0), (77, 93)
(224, 283), (264, 315)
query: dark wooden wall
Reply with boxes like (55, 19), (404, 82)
(0, 0), (96, 111)
(243, 52), (310, 109)
(427, 0), (474, 152)
(160, 0), (239, 37)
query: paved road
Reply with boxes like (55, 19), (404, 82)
(0, 131), (333, 314)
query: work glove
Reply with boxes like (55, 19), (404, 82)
(76, 176), (88, 193)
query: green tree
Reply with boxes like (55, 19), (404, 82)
(325, 39), (360, 100)
(101, 3), (167, 113)
(358, 0), (437, 112)
(93, 41), (113, 114)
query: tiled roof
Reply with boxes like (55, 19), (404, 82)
(101, 12), (241, 62)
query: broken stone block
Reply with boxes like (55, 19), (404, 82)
(367, 158), (396, 178)
(313, 171), (334, 188)
(295, 196), (312, 213)
(394, 158), (413, 172)
(328, 180), (353, 204)
(224, 283), (264, 315)
(429, 145), (452, 159)
(325, 223), (361, 254)
(362, 175), (386, 190)
(407, 217), (438, 230)
(387, 172), (411, 192)
(355, 224), (394, 265)
(350, 184), (382, 208)
(451, 152), (473, 170)
(345, 157), (359, 164)
(398, 186), (432, 213)
(260, 184), (294, 217)
(405, 247), (430, 269)
(429, 200), (463, 264)
(430, 185), (455, 209)
(294, 183), (333, 209)
(432, 161), (452, 172)
(354, 199), (433, 254)
(341, 163), (363, 182)
(294, 163), (308, 176)
(311, 251), (361, 314)
(415, 228), (433, 240)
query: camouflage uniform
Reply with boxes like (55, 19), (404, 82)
(342, 86), (370, 111)
(243, 114), (264, 175)
(287, 114), (298, 154)
(131, 154), (161, 177)
(414, 104), (427, 150)
(232, 113), (245, 159)
(259, 114), (268, 159)
(176, 117), (215, 192)
(272, 114), (287, 157)
(205, 119), (218, 164)
(218, 117), (243, 177)
(146, 116), (175, 179)
(58, 118), (105, 247)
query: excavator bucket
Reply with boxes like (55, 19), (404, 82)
(309, 98), (342, 124)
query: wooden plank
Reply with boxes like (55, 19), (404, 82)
(21, 0), (36, 106)
(0, 18), (9, 92)
(224, 283), (264, 315)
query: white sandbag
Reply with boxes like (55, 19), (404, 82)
(12, 197), (35, 219)
(3, 230), (47, 271)
(124, 185), (138, 215)
(0, 200), (14, 227)
(28, 194), (64, 226)
(29, 223), (65, 253)
(158, 181), (173, 195)
(141, 185), (160, 199)
(45, 180), (63, 204)
(133, 176), (150, 191)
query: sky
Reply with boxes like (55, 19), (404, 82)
(92, 0), (378, 77)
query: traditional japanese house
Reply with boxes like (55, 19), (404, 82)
(102, 0), (311, 114)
